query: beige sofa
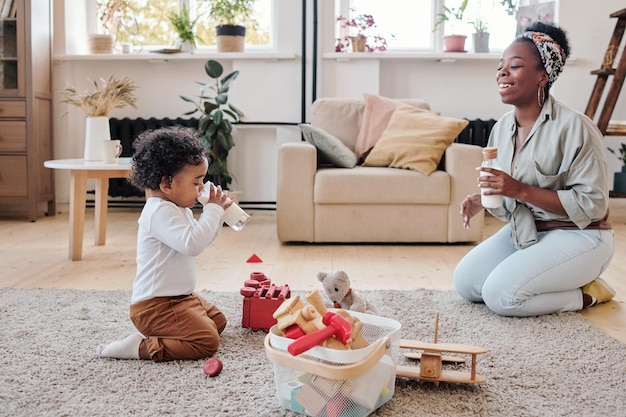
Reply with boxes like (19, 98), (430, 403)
(276, 97), (484, 243)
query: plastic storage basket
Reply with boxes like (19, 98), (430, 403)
(264, 310), (401, 417)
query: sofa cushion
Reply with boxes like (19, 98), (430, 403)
(314, 166), (450, 205)
(362, 105), (468, 175)
(354, 94), (430, 158)
(311, 98), (365, 150)
(299, 124), (358, 168)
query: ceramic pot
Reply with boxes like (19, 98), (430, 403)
(443, 35), (467, 52)
(84, 117), (111, 161)
(472, 32), (490, 53)
(350, 36), (367, 52)
(88, 34), (115, 54)
(175, 38), (196, 53)
(613, 166), (626, 195)
(216, 25), (246, 52)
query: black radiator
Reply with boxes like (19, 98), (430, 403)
(106, 117), (496, 198)
(455, 118), (496, 147)
(108, 117), (199, 198)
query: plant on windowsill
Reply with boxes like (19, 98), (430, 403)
(434, 0), (469, 53)
(206, 0), (257, 52)
(469, 18), (490, 53)
(168, 5), (201, 53)
(91, 0), (131, 53)
(335, 11), (390, 53)
(180, 60), (245, 190)
(608, 143), (626, 195)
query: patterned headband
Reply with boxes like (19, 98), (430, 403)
(517, 31), (565, 86)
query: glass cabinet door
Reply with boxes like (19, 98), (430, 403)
(0, 1), (19, 93)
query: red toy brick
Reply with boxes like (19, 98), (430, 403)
(241, 272), (290, 332)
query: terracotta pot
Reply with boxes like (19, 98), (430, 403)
(443, 35), (467, 52)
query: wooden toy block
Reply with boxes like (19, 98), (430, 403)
(240, 273), (290, 332)
(419, 352), (442, 379)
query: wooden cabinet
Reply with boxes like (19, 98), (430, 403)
(0, 0), (54, 220)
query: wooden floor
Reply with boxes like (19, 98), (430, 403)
(1, 201), (624, 344)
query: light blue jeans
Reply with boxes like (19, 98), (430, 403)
(454, 223), (614, 317)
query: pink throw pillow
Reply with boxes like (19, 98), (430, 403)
(354, 94), (400, 158)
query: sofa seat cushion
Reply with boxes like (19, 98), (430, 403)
(314, 166), (450, 205)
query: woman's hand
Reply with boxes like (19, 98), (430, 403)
(460, 193), (483, 228)
(478, 167), (522, 198)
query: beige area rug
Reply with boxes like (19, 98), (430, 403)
(1, 288), (625, 417)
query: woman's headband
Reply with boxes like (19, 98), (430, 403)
(517, 31), (565, 86)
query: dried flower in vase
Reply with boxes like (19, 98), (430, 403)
(60, 74), (138, 117)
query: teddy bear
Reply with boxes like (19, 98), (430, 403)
(317, 269), (377, 315)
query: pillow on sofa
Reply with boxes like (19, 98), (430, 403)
(299, 124), (358, 168)
(354, 94), (431, 159)
(362, 105), (468, 175)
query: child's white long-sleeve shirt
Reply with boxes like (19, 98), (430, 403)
(131, 197), (224, 304)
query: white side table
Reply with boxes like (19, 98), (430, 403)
(44, 158), (134, 261)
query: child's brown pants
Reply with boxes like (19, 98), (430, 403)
(130, 293), (227, 362)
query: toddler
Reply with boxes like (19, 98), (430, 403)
(98, 126), (231, 361)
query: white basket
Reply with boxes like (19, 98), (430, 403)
(264, 311), (401, 417)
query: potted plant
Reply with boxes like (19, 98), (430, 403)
(206, 0), (256, 52)
(92, 0), (131, 53)
(180, 60), (245, 190)
(608, 143), (626, 195)
(434, 0), (469, 52)
(60, 75), (138, 160)
(469, 18), (489, 53)
(335, 12), (390, 53)
(168, 5), (201, 53)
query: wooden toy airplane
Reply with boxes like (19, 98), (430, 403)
(396, 313), (488, 386)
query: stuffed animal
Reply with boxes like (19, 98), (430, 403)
(317, 270), (377, 315)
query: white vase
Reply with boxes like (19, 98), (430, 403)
(84, 117), (111, 161)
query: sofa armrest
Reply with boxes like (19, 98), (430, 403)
(445, 143), (485, 242)
(276, 142), (317, 242)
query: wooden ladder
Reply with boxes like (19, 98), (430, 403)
(585, 8), (626, 136)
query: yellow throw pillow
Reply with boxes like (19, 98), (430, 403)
(362, 105), (468, 175)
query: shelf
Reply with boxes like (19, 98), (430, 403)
(54, 51), (299, 62)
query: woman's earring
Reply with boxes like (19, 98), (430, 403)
(537, 85), (546, 107)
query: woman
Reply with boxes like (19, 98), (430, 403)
(454, 22), (615, 317)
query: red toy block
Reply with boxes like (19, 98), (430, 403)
(241, 272), (290, 332)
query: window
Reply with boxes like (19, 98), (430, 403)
(338, 0), (517, 52)
(97, 0), (272, 50)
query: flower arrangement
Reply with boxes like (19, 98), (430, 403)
(335, 12), (390, 53)
(60, 74), (138, 117)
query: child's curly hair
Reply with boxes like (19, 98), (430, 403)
(129, 126), (209, 190)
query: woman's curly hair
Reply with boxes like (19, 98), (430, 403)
(129, 126), (209, 190)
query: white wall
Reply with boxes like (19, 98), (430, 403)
(50, 0), (626, 206)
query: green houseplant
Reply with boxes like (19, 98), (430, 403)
(206, 0), (256, 52)
(608, 143), (626, 195)
(168, 5), (201, 52)
(469, 18), (489, 53)
(434, 0), (469, 52)
(180, 60), (244, 190)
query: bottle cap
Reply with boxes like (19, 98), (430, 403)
(482, 147), (498, 160)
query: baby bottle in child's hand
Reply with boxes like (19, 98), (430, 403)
(198, 183), (250, 231)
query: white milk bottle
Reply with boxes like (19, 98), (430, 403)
(197, 184), (250, 231)
(480, 147), (504, 208)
